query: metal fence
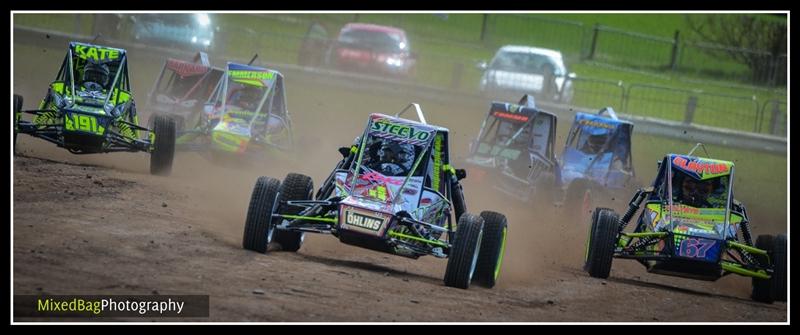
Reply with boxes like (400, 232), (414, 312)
(587, 25), (677, 70)
(480, 16), (787, 88)
(485, 14), (587, 63)
(756, 100), (787, 136)
(14, 13), (786, 137)
(623, 84), (761, 132)
(564, 80), (778, 135)
(568, 77), (626, 112)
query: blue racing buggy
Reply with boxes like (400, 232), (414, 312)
(241, 104), (509, 289)
(558, 107), (636, 223)
(463, 94), (559, 203)
(14, 42), (176, 175)
(585, 144), (786, 303)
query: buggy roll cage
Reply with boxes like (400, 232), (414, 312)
(395, 103), (427, 124)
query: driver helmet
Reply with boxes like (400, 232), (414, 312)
(679, 177), (716, 208)
(82, 61), (110, 88)
(231, 86), (262, 110)
(584, 133), (608, 154)
(376, 141), (415, 175)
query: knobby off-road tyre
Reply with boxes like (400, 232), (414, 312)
(273, 173), (313, 252)
(444, 213), (484, 289)
(585, 208), (619, 279)
(473, 211), (508, 288)
(150, 115), (176, 176)
(243, 177), (281, 253)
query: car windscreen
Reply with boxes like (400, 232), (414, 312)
(490, 51), (565, 75)
(338, 29), (405, 53)
(568, 123), (613, 156)
(157, 72), (207, 102)
(222, 81), (270, 124)
(69, 44), (125, 95)
(479, 112), (532, 147)
(667, 168), (733, 239)
(670, 169), (730, 210)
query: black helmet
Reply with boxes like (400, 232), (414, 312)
(585, 133), (607, 153)
(379, 141), (414, 165)
(83, 61), (110, 87)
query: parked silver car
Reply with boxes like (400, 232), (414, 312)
(478, 45), (575, 104)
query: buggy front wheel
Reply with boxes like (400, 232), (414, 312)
(444, 213), (484, 289)
(243, 177), (282, 253)
(584, 208), (619, 279)
(150, 115), (176, 176)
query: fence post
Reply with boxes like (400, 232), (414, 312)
(353, 14), (360, 22)
(480, 14), (489, 42)
(588, 24), (600, 60)
(451, 62), (464, 90)
(74, 15), (83, 35)
(670, 30), (680, 70)
(770, 101), (782, 135)
(684, 96), (698, 125)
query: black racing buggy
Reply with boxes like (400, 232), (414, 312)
(242, 104), (509, 289)
(464, 94), (559, 203)
(14, 42), (176, 175)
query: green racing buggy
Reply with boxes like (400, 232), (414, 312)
(14, 42), (176, 175)
(584, 144), (787, 303)
(167, 60), (294, 164)
(242, 104), (509, 289)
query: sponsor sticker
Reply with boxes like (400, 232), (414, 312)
(343, 209), (385, 232)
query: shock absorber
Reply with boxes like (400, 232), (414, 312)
(627, 235), (659, 251)
(117, 121), (135, 139)
(618, 189), (648, 232)
(739, 208), (754, 246)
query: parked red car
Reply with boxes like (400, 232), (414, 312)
(331, 23), (417, 78)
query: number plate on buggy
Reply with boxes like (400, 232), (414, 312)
(674, 235), (722, 262)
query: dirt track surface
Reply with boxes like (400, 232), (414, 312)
(12, 36), (787, 322)
(12, 154), (786, 322)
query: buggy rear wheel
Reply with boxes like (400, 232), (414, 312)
(243, 177), (282, 253)
(473, 211), (508, 288)
(585, 208), (619, 279)
(444, 213), (484, 289)
(149, 115), (176, 176)
(273, 173), (313, 252)
(751, 234), (786, 303)
(13, 94), (22, 153)
(774, 234), (787, 301)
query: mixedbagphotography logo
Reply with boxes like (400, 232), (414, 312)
(14, 295), (209, 318)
